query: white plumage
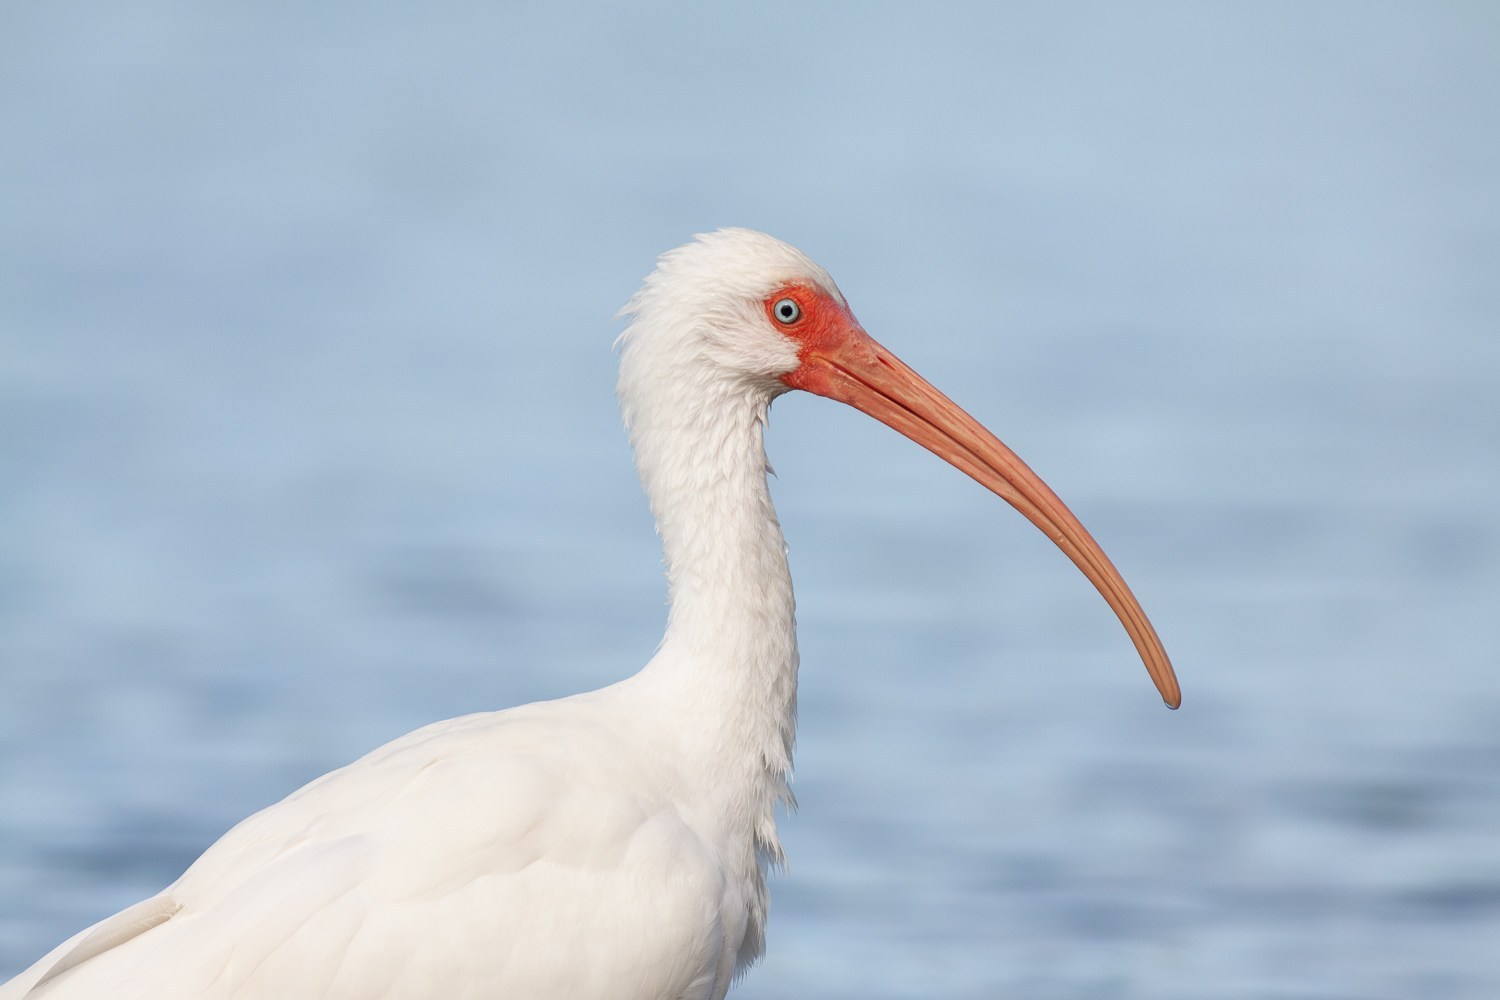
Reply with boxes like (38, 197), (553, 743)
(2, 229), (1178, 999)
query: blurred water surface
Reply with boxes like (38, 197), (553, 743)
(2, 4), (1498, 998)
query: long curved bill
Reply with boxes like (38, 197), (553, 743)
(786, 322), (1181, 709)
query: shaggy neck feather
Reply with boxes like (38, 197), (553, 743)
(625, 370), (799, 861)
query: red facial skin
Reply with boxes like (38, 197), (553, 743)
(766, 282), (868, 392)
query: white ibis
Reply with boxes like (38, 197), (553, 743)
(1, 229), (1179, 999)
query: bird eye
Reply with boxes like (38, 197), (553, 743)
(771, 298), (801, 325)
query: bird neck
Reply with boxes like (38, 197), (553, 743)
(626, 378), (799, 852)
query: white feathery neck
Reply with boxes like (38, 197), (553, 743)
(614, 230), (845, 866)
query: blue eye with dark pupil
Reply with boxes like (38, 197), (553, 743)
(772, 298), (801, 324)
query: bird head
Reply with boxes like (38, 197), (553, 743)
(618, 229), (1181, 709)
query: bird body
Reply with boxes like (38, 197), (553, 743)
(6, 687), (767, 999)
(2, 229), (1178, 998)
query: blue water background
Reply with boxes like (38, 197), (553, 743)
(2, 4), (1498, 997)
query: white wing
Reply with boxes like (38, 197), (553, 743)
(5, 691), (746, 1000)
